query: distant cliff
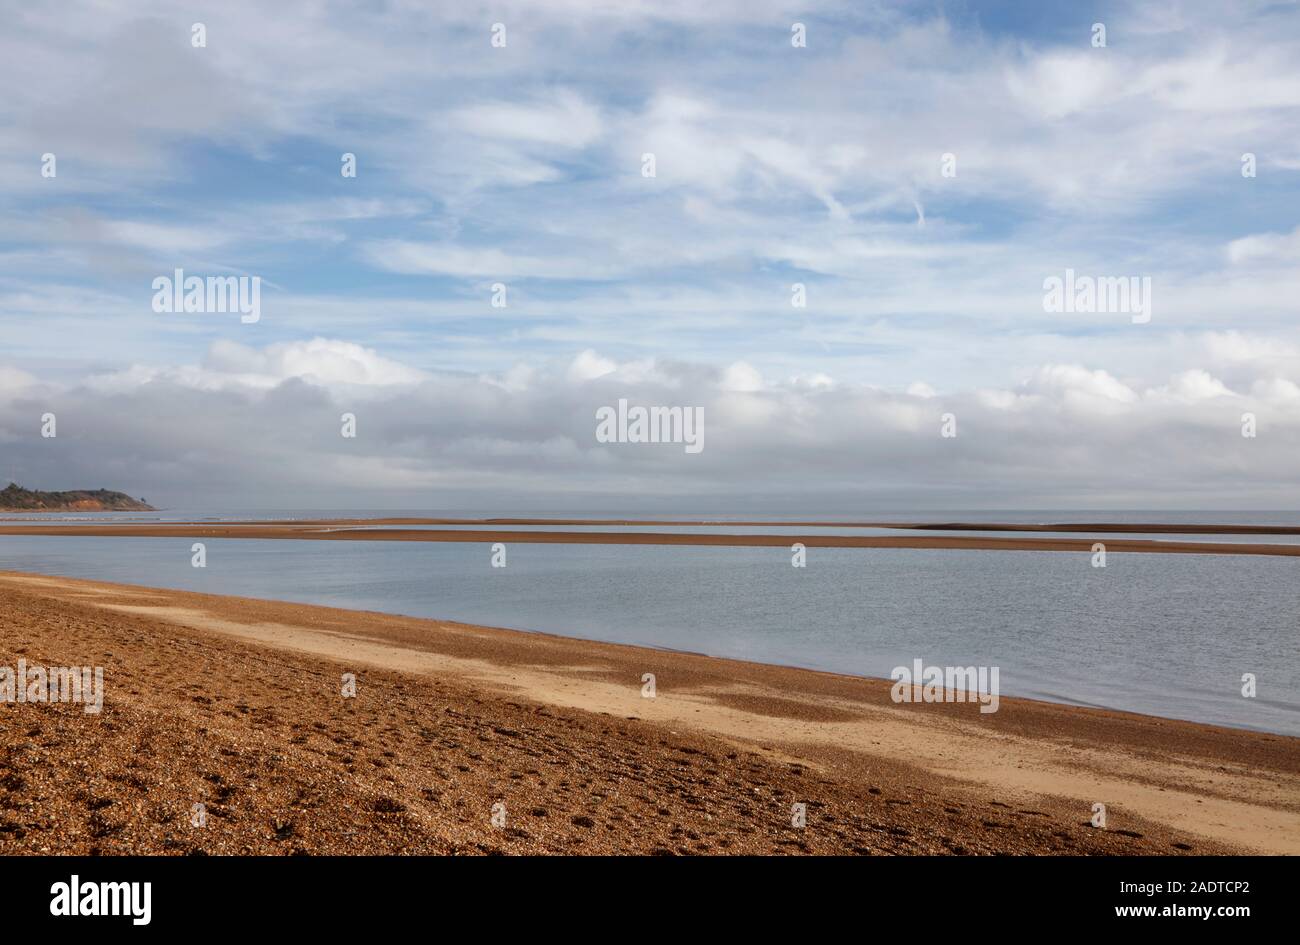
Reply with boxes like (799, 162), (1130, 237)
(0, 483), (155, 511)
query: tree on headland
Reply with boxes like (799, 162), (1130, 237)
(0, 483), (155, 511)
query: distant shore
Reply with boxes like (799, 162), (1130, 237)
(0, 484), (153, 513)
(2, 518), (1299, 556)
(1, 571), (1296, 855)
(9, 515), (1300, 534)
(215, 517), (1300, 535)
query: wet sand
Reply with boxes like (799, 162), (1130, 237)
(1, 522), (1298, 556)
(1, 571), (1296, 855)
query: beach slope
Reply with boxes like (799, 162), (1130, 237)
(1, 572), (1295, 855)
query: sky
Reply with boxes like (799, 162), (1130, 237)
(2, 0), (1299, 510)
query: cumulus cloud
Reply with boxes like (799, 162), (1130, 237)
(720, 362), (763, 392)
(567, 349), (617, 382)
(84, 339), (427, 393)
(3, 339), (1297, 509)
(1022, 365), (1138, 406)
(1147, 369), (1237, 404)
(0, 367), (37, 394)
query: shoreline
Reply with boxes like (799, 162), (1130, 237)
(7, 514), (1300, 535)
(1, 570), (1296, 855)
(0, 563), (1283, 739)
(3, 521), (1300, 556)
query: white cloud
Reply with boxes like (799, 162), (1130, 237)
(1227, 226), (1300, 265)
(1005, 53), (1120, 120)
(0, 366), (37, 394)
(567, 349), (617, 382)
(1147, 369), (1236, 403)
(6, 339), (1300, 508)
(86, 338), (428, 393)
(453, 91), (603, 149)
(720, 361), (763, 392)
(1024, 365), (1138, 405)
(104, 221), (230, 255)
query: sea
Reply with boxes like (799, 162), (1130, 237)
(1, 509), (1297, 736)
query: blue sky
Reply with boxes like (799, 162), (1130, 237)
(2, 0), (1299, 508)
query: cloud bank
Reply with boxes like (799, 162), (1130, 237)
(2, 339), (1295, 509)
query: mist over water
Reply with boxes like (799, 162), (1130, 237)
(2, 509), (1296, 736)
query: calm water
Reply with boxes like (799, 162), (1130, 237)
(1, 509), (1297, 736)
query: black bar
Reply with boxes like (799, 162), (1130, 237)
(0, 854), (1282, 931)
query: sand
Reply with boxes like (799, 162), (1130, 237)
(1, 522), (1298, 556)
(0, 571), (1296, 856)
(9, 516), (1300, 535)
